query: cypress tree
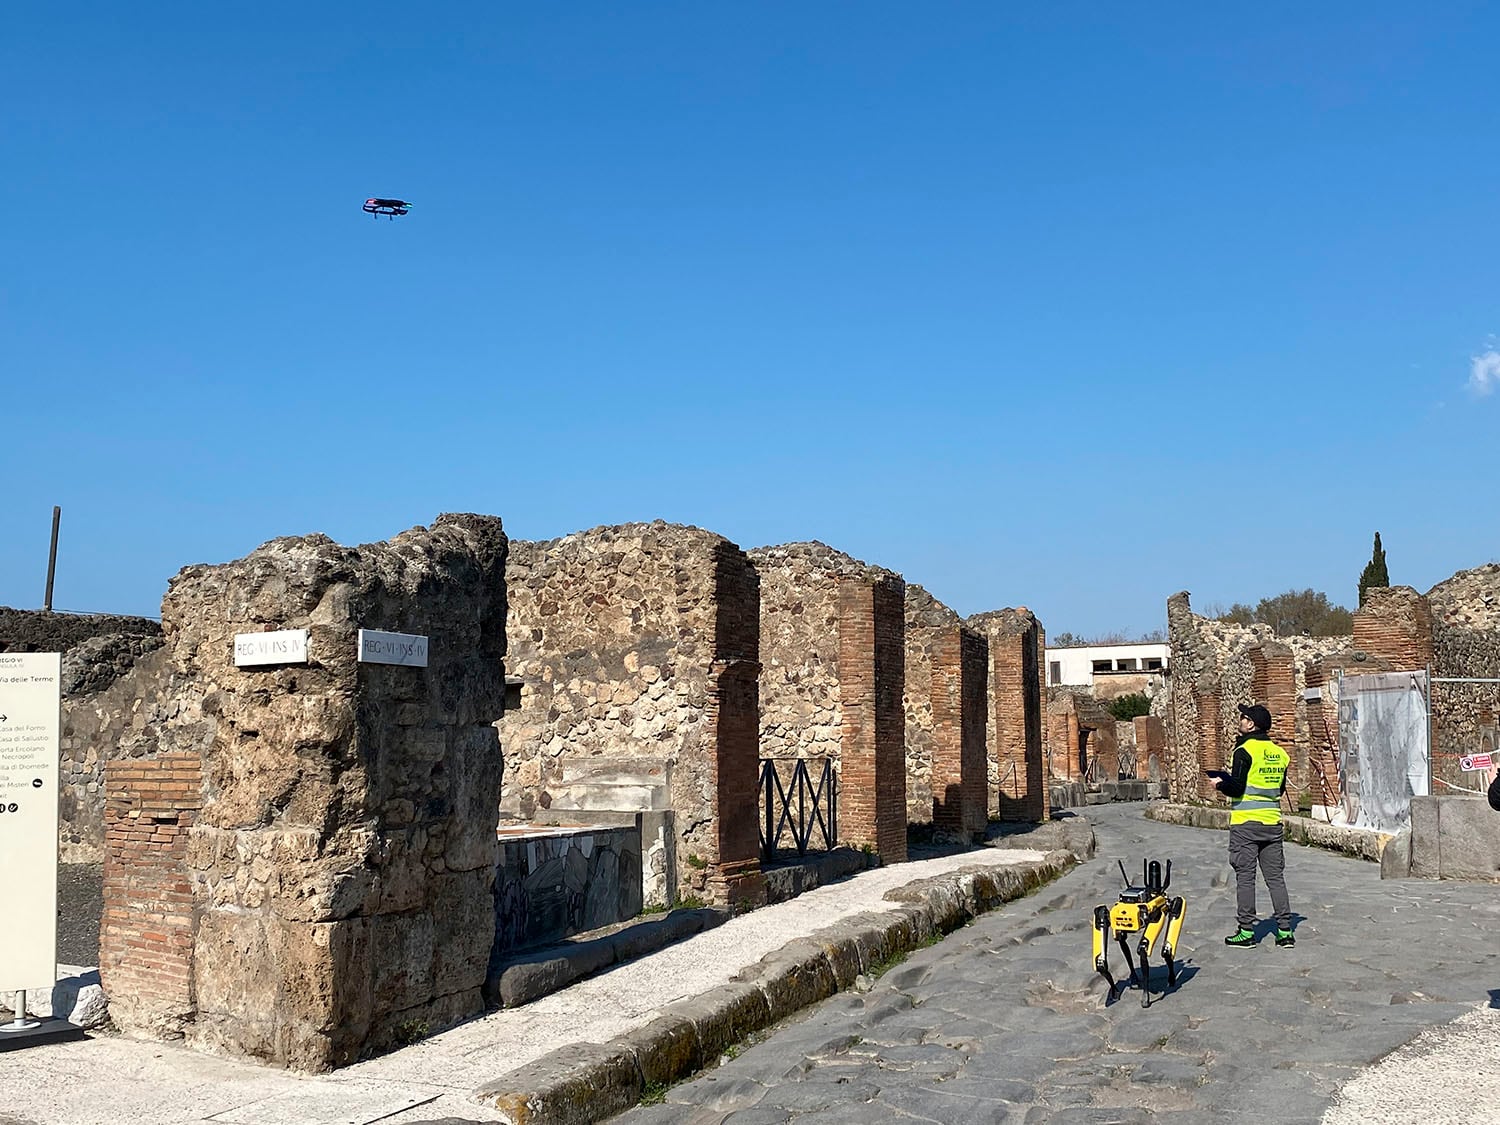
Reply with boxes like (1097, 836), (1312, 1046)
(1358, 532), (1389, 607)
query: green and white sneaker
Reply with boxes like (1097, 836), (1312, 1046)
(1275, 929), (1296, 947)
(1224, 928), (1257, 947)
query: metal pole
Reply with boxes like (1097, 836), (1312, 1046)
(43, 506), (60, 612)
(1426, 664), (1434, 797)
(3, 989), (40, 1032)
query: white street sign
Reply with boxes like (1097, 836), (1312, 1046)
(358, 629), (429, 667)
(0, 652), (60, 992)
(234, 629), (309, 667)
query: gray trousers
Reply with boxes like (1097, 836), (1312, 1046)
(1228, 823), (1291, 929)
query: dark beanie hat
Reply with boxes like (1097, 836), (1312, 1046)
(1238, 703), (1272, 731)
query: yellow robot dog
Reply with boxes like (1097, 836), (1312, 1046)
(1092, 859), (1187, 1007)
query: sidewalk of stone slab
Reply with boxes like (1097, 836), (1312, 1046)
(0, 819), (1092, 1125)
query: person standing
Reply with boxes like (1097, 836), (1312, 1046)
(1205, 703), (1295, 947)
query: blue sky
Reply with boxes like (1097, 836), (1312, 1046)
(4, 3), (1497, 636)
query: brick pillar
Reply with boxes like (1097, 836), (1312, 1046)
(1134, 715), (1166, 782)
(1195, 689), (1223, 800)
(1304, 665), (1340, 811)
(1353, 586), (1435, 671)
(1091, 722), (1120, 781)
(705, 541), (766, 906)
(991, 622), (1045, 822)
(838, 575), (906, 862)
(931, 627), (987, 840)
(1248, 642), (1300, 799)
(707, 659), (766, 906)
(99, 753), (201, 1037)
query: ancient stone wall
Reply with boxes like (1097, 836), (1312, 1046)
(502, 523), (764, 907)
(968, 609), (1046, 822)
(100, 514), (509, 1070)
(0, 608), (170, 860)
(1427, 568), (1500, 788)
(1167, 592), (1350, 806)
(0, 607), (162, 655)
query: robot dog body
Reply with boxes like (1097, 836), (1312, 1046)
(1092, 858), (1186, 1007)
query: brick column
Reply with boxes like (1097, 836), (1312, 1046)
(1133, 715), (1166, 783)
(930, 627), (987, 840)
(706, 659), (766, 906)
(1303, 665), (1340, 811)
(990, 623), (1046, 822)
(1091, 721), (1120, 781)
(838, 575), (907, 862)
(1195, 689), (1223, 800)
(1354, 586), (1435, 671)
(99, 753), (201, 1036)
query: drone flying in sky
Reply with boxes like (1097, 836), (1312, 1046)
(363, 198), (412, 219)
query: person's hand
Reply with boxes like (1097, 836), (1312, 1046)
(1485, 764), (1498, 790)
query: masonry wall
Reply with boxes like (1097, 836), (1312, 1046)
(968, 609), (1046, 822)
(0, 609), (168, 860)
(502, 523), (764, 906)
(100, 514), (510, 1070)
(1427, 570), (1500, 790)
(1166, 592), (1349, 806)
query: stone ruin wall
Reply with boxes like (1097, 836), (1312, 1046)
(748, 543), (864, 765)
(1168, 591), (1354, 805)
(1426, 569), (1500, 785)
(0, 608), (169, 861)
(501, 523), (763, 907)
(100, 515), (509, 1070)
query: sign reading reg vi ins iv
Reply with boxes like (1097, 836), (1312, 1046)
(0, 653), (61, 992)
(358, 629), (429, 667)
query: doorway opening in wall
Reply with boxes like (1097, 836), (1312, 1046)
(759, 757), (838, 862)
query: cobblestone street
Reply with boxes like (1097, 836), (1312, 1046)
(619, 805), (1500, 1124)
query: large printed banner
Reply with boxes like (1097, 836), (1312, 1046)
(0, 652), (60, 992)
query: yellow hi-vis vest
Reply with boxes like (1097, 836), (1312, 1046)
(1230, 737), (1289, 826)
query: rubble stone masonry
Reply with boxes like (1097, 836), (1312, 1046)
(1167, 592), (1350, 806)
(1, 609), (169, 860)
(503, 523), (764, 907)
(100, 514), (509, 1070)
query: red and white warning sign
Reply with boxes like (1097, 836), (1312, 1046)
(1460, 752), (1494, 772)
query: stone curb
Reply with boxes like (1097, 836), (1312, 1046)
(1144, 803), (1391, 861)
(470, 849), (1081, 1125)
(489, 907), (732, 1008)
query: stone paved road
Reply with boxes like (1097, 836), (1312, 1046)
(617, 804), (1500, 1125)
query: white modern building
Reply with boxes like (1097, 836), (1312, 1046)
(1046, 642), (1169, 688)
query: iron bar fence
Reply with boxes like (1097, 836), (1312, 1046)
(759, 757), (837, 861)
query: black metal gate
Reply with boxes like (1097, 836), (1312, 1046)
(759, 757), (837, 861)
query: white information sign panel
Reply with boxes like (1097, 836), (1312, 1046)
(234, 629), (310, 667)
(0, 652), (60, 991)
(358, 629), (429, 667)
